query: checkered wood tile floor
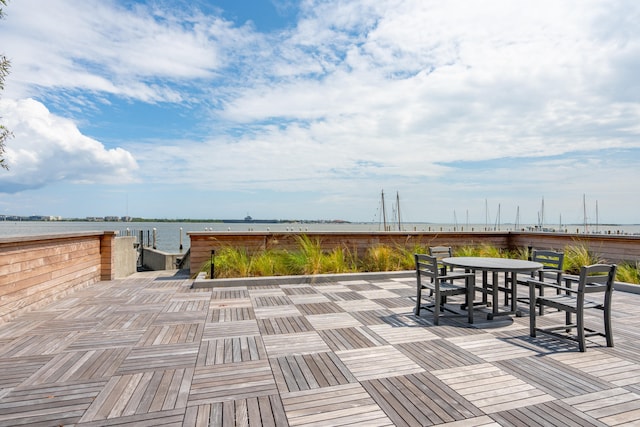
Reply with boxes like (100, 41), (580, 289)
(1, 269), (640, 426)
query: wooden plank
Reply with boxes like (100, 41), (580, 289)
(281, 383), (392, 426)
(116, 343), (199, 375)
(262, 332), (331, 357)
(305, 312), (362, 330)
(342, 308), (397, 325)
(188, 360), (278, 405)
(0, 355), (53, 388)
(397, 339), (484, 370)
(317, 327), (380, 351)
(197, 336), (266, 366)
(257, 316), (314, 335)
(0, 380), (105, 427)
(202, 320), (260, 340)
(362, 376), (428, 426)
(335, 345), (423, 381)
(295, 302), (345, 315)
(182, 395), (288, 427)
(496, 356), (612, 398)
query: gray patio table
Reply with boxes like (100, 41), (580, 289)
(442, 257), (543, 319)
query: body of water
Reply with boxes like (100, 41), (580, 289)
(0, 221), (638, 253)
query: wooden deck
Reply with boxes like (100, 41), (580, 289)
(1, 270), (640, 426)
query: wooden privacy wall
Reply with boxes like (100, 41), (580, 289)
(188, 231), (509, 276)
(0, 231), (116, 324)
(508, 232), (640, 264)
(188, 231), (640, 276)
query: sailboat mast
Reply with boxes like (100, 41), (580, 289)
(583, 194), (588, 233)
(485, 199), (488, 231)
(381, 190), (387, 231)
(396, 191), (401, 231)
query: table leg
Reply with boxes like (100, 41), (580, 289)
(510, 271), (520, 315)
(486, 271), (500, 320)
(482, 270), (488, 305)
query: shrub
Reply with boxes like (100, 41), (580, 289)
(453, 245), (480, 257)
(252, 250), (288, 276)
(294, 235), (326, 274)
(617, 262), (640, 284)
(323, 246), (358, 274)
(563, 242), (604, 275)
(199, 240), (639, 283)
(453, 244), (512, 258)
(361, 245), (396, 272)
(208, 247), (252, 278)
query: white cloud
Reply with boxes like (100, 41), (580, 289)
(0, 98), (138, 193)
(0, 0), (250, 102)
(0, 0), (639, 221)
(221, 0), (640, 162)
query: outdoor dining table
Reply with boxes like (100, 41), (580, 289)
(442, 257), (543, 319)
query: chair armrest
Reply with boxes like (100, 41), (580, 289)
(563, 274), (580, 285)
(441, 272), (475, 281)
(538, 269), (563, 282)
(527, 279), (576, 293)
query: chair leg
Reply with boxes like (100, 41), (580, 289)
(538, 283), (545, 316)
(467, 276), (474, 324)
(577, 308), (586, 352)
(481, 270), (488, 305)
(433, 290), (441, 326)
(502, 272), (507, 305)
(604, 307), (614, 347)
(529, 283), (537, 337)
(414, 286), (422, 316)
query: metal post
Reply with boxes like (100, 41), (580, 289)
(139, 230), (144, 268)
(152, 228), (157, 250)
(210, 250), (215, 279)
(179, 227), (183, 251)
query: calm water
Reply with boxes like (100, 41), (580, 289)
(0, 221), (638, 253)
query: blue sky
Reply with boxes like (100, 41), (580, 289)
(0, 0), (639, 224)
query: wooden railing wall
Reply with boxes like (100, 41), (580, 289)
(0, 231), (117, 324)
(188, 231), (640, 276)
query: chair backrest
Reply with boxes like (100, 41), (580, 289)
(532, 249), (564, 271)
(415, 253), (439, 282)
(578, 264), (617, 295)
(429, 246), (453, 261)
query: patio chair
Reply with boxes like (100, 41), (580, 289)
(427, 246), (454, 298)
(516, 249), (564, 315)
(414, 254), (475, 325)
(529, 263), (616, 352)
(429, 246), (454, 276)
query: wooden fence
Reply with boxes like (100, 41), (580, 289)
(188, 231), (640, 276)
(0, 232), (117, 324)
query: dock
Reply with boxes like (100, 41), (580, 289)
(1, 269), (640, 426)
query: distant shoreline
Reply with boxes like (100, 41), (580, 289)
(1, 217), (638, 226)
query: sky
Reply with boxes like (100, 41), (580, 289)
(0, 0), (639, 224)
